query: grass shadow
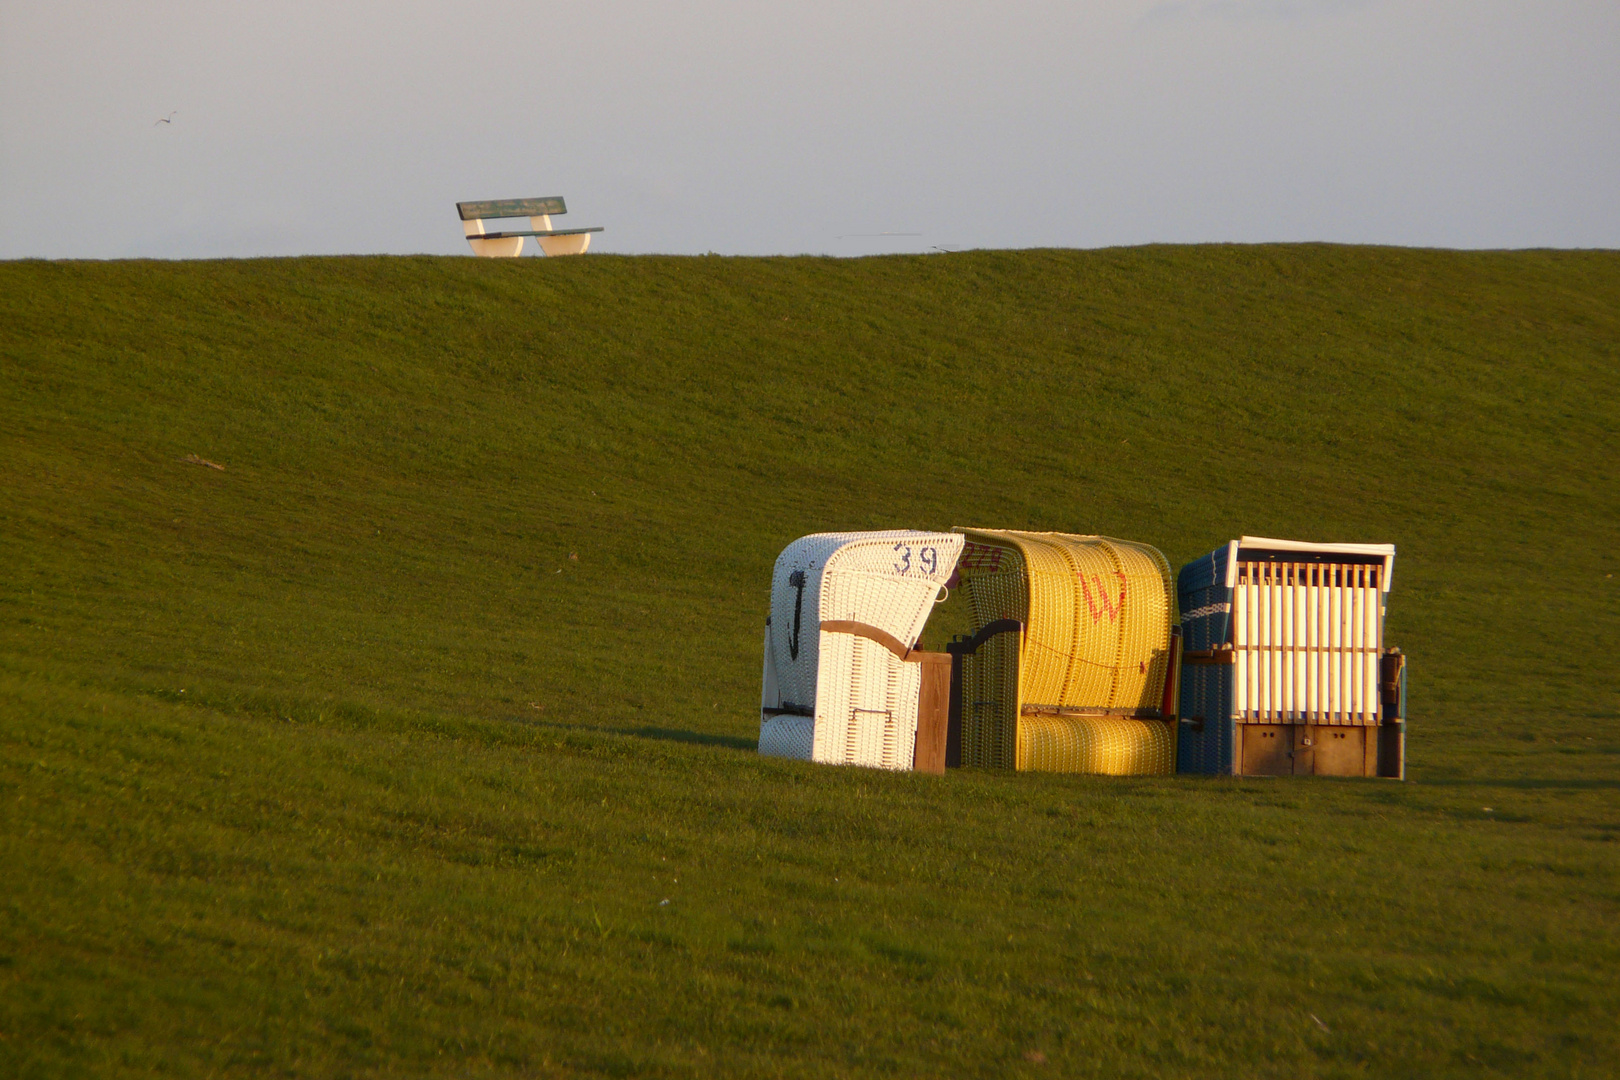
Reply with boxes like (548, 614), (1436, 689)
(1419, 777), (1620, 791)
(520, 717), (759, 753)
(623, 726), (759, 751)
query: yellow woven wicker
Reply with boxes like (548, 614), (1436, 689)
(954, 539), (1025, 769)
(954, 529), (1177, 774)
(1018, 715), (1176, 775)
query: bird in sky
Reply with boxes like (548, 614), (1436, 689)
(154, 111), (177, 125)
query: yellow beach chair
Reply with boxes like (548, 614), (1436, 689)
(949, 529), (1179, 775)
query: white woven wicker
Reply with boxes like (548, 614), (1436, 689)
(758, 531), (963, 770)
(758, 715), (815, 759)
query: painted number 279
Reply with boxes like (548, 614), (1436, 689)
(893, 544), (938, 576)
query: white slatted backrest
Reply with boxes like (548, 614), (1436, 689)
(1232, 561), (1383, 723)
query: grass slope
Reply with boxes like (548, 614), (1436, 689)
(2, 246), (1617, 1078)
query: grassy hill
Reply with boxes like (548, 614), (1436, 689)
(2, 246), (1616, 1078)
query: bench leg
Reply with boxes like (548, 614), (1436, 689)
(537, 233), (591, 256)
(464, 220), (524, 258)
(527, 214), (589, 256)
(467, 237), (525, 257)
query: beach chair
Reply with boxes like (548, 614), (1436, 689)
(1177, 537), (1405, 778)
(759, 532), (962, 772)
(947, 529), (1179, 775)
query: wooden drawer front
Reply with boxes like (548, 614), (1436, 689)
(1237, 723), (1383, 778)
(1313, 726), (1369, 776)
(1240, 724), (1294, 776)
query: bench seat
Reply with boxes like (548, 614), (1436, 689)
(471, 227), (604, 240)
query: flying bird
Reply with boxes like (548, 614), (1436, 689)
(154, 111), (177, 125)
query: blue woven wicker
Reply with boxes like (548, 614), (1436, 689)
(1176, 543), (1237, 774)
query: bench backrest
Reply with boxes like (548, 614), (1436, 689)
(457, 197), (566, 221)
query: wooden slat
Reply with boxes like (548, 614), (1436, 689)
(1282, 562), (1294, 721)
(1248, 564), (1260, 719)
(1347, 565), (1360, 722)
(1159, 628), (1182, 720)
(1301, 563), (1313, 720)
(1256, 561), (1268, 719)
(911, 652), (951, 775)
(1305, 563), (1315, 720)
(466, 227), (603, 239)
(457, 196), (566, 220)
(1361, 564), (1374, 721)
(1318, 563), (1330, 721)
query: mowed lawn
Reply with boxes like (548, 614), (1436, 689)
(1, 247), (1616, 1078)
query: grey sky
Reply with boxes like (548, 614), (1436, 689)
(3, 1), (1616, 258)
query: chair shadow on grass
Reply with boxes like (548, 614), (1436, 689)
(1418, 777), (1620, 791)
(519, 716), (758, 752)
(623, 726), (759, 751)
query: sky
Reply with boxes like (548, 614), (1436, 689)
(2, 0), (1616, 258)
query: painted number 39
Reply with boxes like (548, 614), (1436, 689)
(893, 544), (938, 576)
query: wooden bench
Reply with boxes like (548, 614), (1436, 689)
(457, 197), (603, 257)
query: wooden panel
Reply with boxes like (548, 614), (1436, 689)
(1292, 724), (1316, 776)
(1379, 652), (1406, 718)
(1314, 726), (1367, 776)
(1378, 723), (1406, 779)
(457, 196), (566, 220)
(1160, 628), (1182, 719)
(1240, 724), (1293, 776)
(911, 652), (951, 775)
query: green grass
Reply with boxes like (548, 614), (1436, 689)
(2, 246), (1617, 1077)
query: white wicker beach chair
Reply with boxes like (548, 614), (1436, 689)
(759, 531), (963, 771)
